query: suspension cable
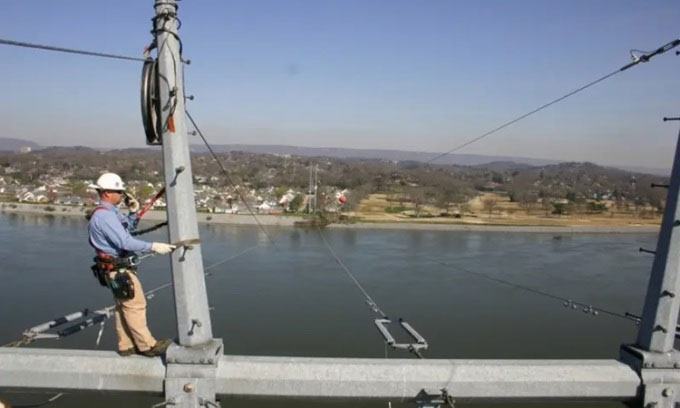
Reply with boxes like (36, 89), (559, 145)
(4, 393), (65, 408)
(4, 244), (264, 347)
(316, 227), (387, 318)
(185, 109), (277, 247)
(0, 38), (149, 63)
(434, 259), (638, 323)
(426, 38), (680, 163)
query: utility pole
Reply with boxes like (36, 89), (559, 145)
(314, 164), (319, 213)
(153, 1), (222, 407)
(308, 164), (314, 214)
(620, 124), (680, 407)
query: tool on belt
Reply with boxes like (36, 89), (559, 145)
(91, 252), (138, 300)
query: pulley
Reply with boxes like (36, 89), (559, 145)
(141, 58), (162, 145)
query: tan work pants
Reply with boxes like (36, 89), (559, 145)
(111, 270), (157, 352)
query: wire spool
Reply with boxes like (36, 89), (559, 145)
(141, 59), (162, 145)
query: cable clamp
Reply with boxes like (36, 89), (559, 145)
(414, 388), (455, 408)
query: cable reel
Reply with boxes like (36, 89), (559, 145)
(141, 58), (162, 145)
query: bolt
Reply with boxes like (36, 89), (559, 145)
(674, 363), (680, 369)
(646, 402), (658, 408)
(200, 358), (206, 364)
(183, 383), (195, 393)
(207, 358), (214, 364)
(663, 388), (674, 397)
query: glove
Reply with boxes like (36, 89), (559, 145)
(151, 242), (176, 255)
(125, 194), (140, 213)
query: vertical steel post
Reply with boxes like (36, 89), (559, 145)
(153, 0), (213, 346)
(637, 129), (680, 352)
(153, 2), (222, 407)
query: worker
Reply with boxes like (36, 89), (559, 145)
(88, 172), (175, 357)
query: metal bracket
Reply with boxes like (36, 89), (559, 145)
(375, 318), (428, 353)
(620, 344), (680, 407)
(164, 339), (223, 408)
(413, 388), (455, 408)
(165, 339), (223, 365)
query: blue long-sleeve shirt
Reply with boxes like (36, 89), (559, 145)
(88, 201), (152, 256)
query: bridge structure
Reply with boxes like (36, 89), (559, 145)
(2, 1), (680, 407)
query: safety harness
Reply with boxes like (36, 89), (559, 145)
(89, 206), (138, 300)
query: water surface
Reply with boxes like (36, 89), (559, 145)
(0, 213), (658, 407)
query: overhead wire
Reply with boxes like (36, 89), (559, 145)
(0, 38), (149, 62)
(5, 393), (64, 408)
(316, 227), (388, 318)
(185, 110), (278, 247)
(3, 243), (264, 348)
(434, 259), (639, 323)
(426, 38), (680, 164)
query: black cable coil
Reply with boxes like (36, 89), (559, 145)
(141, 59), (162, 145)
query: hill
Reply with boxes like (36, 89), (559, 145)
(0, 138), (41, 152)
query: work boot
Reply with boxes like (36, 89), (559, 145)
(117, 348), (135, 357)
(139, 339), (172, 357)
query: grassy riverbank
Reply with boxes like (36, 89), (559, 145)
(1, 202), (660, 233)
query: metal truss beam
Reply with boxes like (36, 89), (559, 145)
(0, 349), (640, 402)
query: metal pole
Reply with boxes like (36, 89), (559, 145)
(153, 2), (222, 407)
(308, 164), (313, 213)
(154, 0), (213, 347)
(314, 164), (318, 213)
(636, 129), (680, 352)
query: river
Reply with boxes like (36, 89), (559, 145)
(0, 213), (658, 407)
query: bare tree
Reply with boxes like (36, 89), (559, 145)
(482, 197), (497, 215)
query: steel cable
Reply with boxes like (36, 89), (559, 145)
(0, 38), (149, 62)
(185, 110), (278, 247)
(434, 259), (638, 323)
(3, 244), (264, 347)
(426, 38), (680, 163)
(4, 393), (64, 408)
(316, 227), (388, 318)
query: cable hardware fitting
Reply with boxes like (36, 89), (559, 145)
(651, 183), (669, 189)
(661, 290), (676, 298)
(414, 388), (455, 408)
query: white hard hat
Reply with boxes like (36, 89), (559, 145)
(91, 172), (126, 191)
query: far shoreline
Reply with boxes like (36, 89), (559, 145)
(0, 202), (660, 234)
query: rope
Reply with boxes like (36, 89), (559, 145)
(316, 227), (388, 318)
(2, 337), (33, 348)
(434, 260), (637, 323)
(9, 243), (266, 344)
(185, 110), (277, 247)
(132, 221), (168, 236)
(0, 38), (149, 62)
(8, 393), (64, 408)
(426, 38), (680, 163)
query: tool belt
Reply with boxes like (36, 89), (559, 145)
(91, 253), (137, 300)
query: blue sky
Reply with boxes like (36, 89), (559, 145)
(1, 1), (678, 168)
